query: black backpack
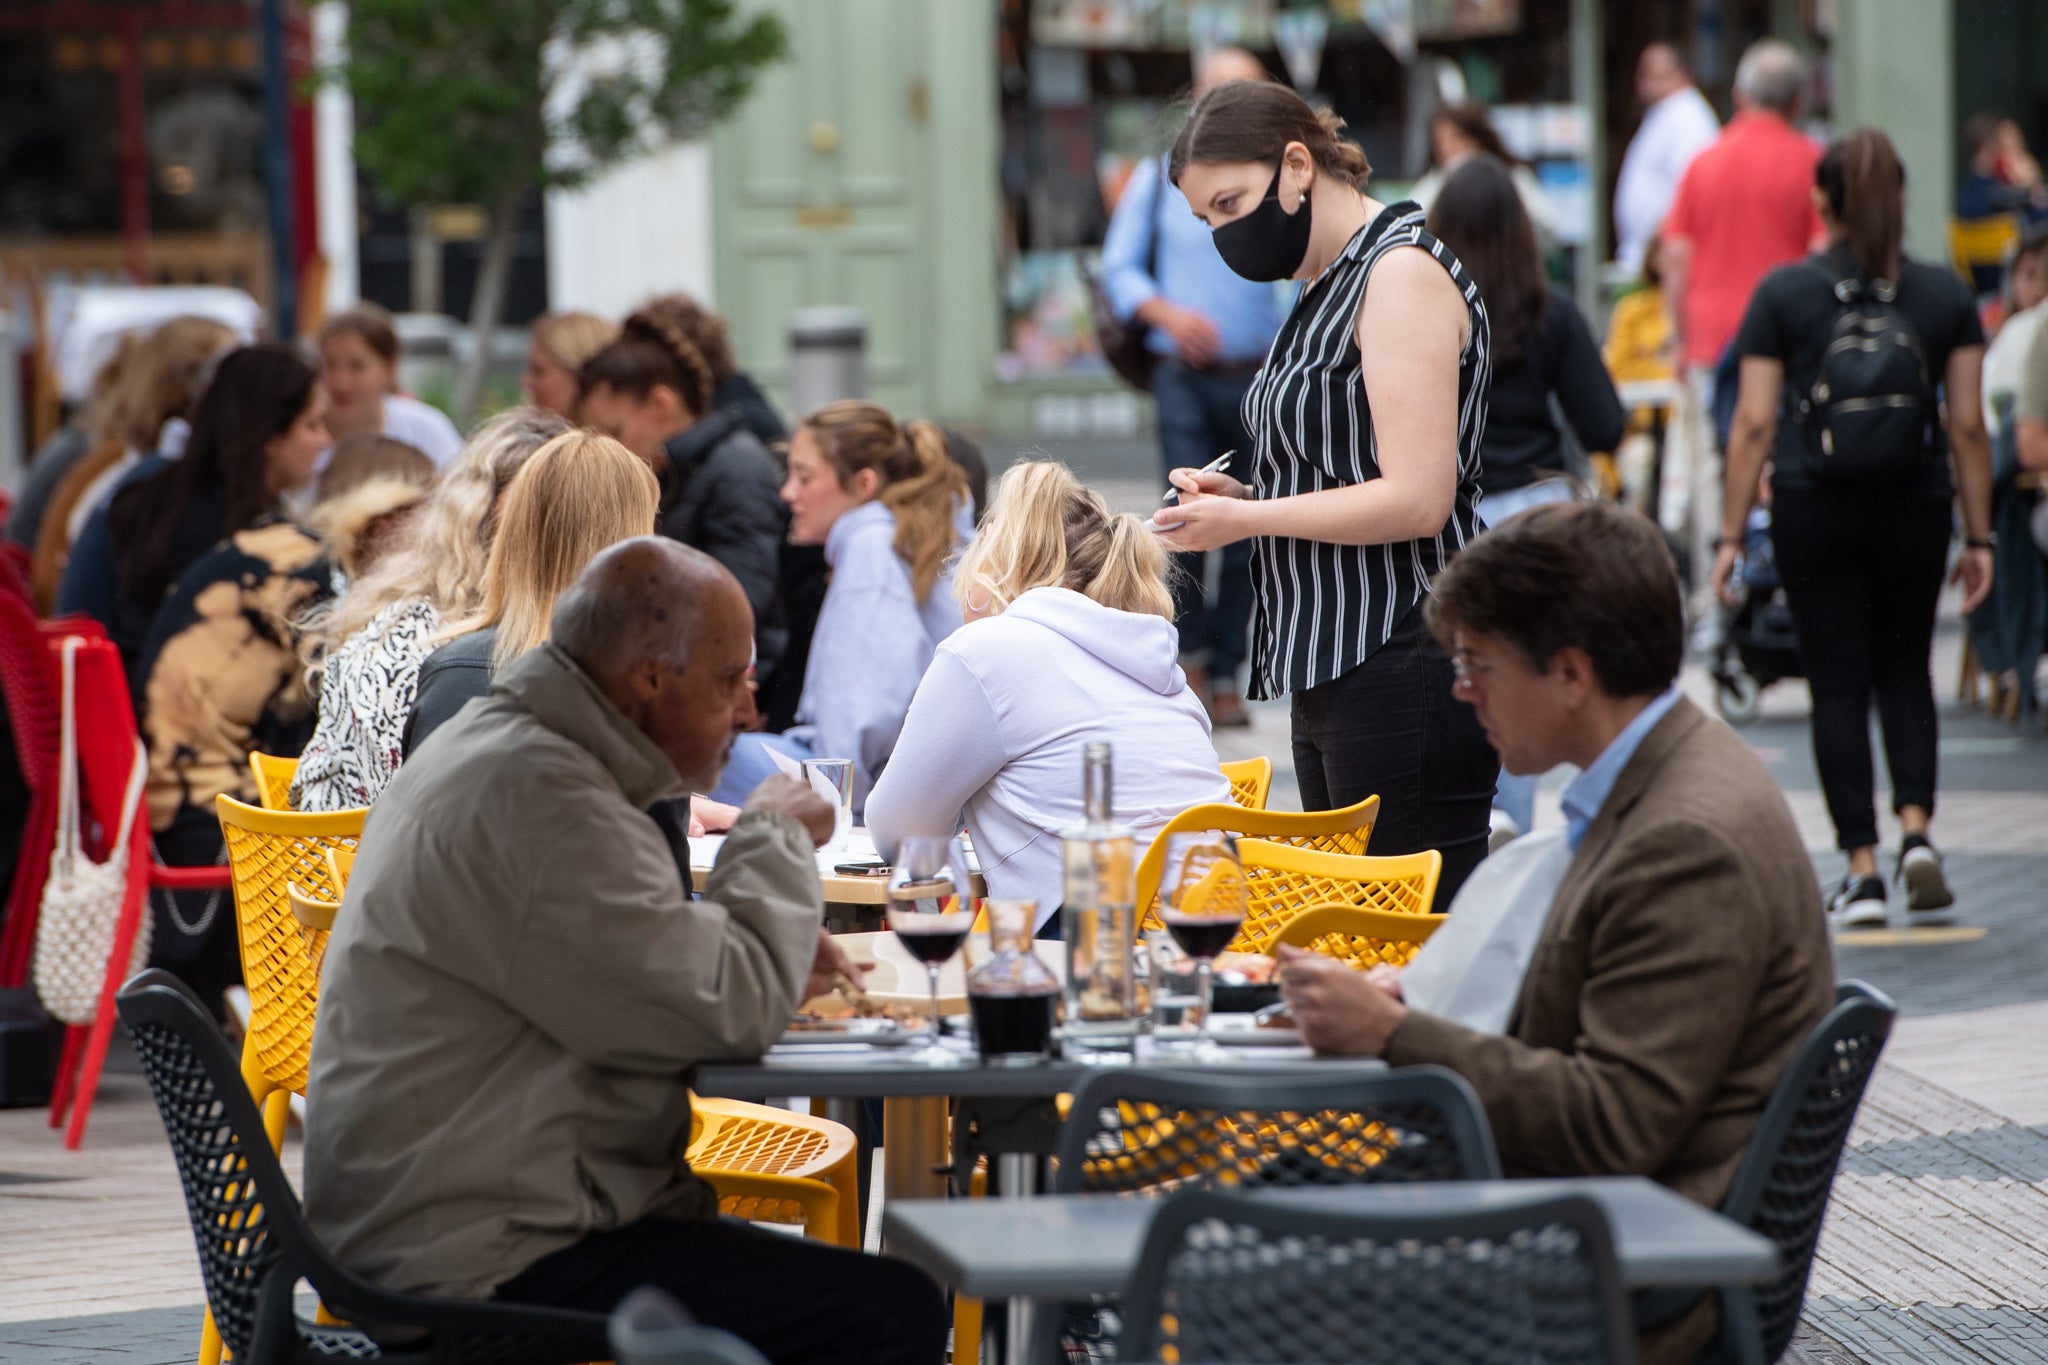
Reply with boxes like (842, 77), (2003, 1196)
(1794, 265), (1938, 483)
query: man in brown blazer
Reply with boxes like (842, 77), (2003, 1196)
(1279, 500), (1833, 1362)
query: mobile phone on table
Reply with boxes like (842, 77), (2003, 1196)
(833, 859), (890, 876)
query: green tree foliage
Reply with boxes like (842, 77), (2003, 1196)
(334, 0), (786, 415)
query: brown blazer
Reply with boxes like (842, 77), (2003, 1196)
(1387, 695), (1834, 1203)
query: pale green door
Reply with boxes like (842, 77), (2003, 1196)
(711, 0), (998, 425)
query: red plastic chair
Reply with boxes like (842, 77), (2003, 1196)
(0, 590), (64, 988)
(42, 635), (233, 1147)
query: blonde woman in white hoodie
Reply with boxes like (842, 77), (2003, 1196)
(867, 461), (1230, 934)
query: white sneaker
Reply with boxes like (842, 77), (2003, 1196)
(1826, 875), (1888, 930)
(1488, 808), (1521, 854)
(1898, 836), (1956, 919)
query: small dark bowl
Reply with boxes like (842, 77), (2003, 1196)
(1209, 981), (1282, 1014)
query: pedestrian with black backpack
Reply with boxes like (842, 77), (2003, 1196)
(1713, 127), (1995, 930)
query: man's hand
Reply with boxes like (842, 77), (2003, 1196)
(1275, 943), (1406, 1057)
(744, 774), (836, 847)
(1139, 300), (1223, 368)
(802, 927), (873, 1004)
(688, 795), (741, 838)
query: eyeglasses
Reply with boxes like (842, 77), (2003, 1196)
(1449, 651), (1496, 690)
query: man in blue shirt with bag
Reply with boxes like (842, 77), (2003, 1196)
(1101, 46), (1287, 727)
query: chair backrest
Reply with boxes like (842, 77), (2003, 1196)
(1227, 840), (1442, 955)
(1268, 902), (1448, 972)
(1949, 212), (2019, 281)
(0, 593), (63, 983)
(611, 1286), (771, 1365)
(213, 795), (366, 1095)
(115, 968), (354, 1361)
(1218, 757), (1272, 810)
(326, 845), (355, 893)
(1055, 1065), (1500, 1195)
(1119, 1187), (1634, 1365)
(1719, 978), (1896, 1362)
(1136, 795), (1381, 928)
(117, 969), (610, 1365)
(247, 752), (298, 811)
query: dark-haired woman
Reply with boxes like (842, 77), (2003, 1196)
(126, 344), (336, 1013)
(1714, 128), (1994, 930)
(1428, 156), (1624, 844)
(1154, 79), (1500, 911)
(579, 297), (790, 673)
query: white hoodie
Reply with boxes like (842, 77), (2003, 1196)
(866, 586), (1231, 929)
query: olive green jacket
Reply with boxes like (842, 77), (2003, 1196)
(304, 643), (821, 1298)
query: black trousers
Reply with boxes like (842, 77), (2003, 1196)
(1771, 487), (1950, 851)
(1289, 605), (1498, 913)
(495, 1216), (948, 1365)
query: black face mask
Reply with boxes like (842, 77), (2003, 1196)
(1211, 161), (1313, 282)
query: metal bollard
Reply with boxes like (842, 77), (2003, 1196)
(786, 307), (867, 414)
(0, 308), (22, 492)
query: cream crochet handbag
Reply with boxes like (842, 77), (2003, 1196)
(31, 637), (149, 1027)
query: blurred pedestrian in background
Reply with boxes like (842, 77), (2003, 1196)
(521, 311), (617, 420)
(1427, 153), (1624, 847)
(1409, 103), (1557, 249)
(1715, 128), (1993, 929)
(318, 304), (463, 465)
(1612, 42), (1719, 276)
(1101, 46), (1285, 728)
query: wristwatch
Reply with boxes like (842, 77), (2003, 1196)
(1966, 535), (1996, 550)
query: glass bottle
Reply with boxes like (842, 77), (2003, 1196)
(965, 900), (1060, 1065)
(1060, 742), (1138, 1052)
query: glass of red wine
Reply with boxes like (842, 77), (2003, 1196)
(1157, 831), (1248, 1057)
(886, 836), (975, 1066)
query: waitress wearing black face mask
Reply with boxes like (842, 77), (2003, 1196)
(1153, 79), (1499, 910)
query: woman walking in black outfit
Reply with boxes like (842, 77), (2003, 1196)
(1713, 128), (1995, 929)
(1155, 80), (1499, 910)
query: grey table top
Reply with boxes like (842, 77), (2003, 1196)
(694, 1037), (1380, 1100)
(882, 1178), (1778, 1299)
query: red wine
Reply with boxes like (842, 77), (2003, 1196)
(888, 910), (974, 966)
(1161, 912), (1243, 960)
(969, 990), (1057, 1059)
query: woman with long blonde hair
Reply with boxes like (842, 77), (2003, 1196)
(291, 407), (571, 811)
(867, 461), (1228, 930)
(404, 430), (660, 752)
(712, 400), (970, 815)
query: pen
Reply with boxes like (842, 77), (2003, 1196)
(1162, 450), (1237, 506)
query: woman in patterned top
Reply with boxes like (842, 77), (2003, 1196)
(290, 407), (573, 812)
(1152, 80), (1500, 909)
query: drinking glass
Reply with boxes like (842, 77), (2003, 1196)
(1156, 831), (1248, 1056)
(886, 835), (974, 1066)
(801, 759), (854, 850)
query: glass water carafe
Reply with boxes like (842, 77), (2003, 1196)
(1060, 742), (1138, 1051)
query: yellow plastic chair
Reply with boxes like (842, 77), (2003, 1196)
(688, 1097), (861, 1248)
(1218, 757), (1272, 810)
(1228, 841), (1442, 955)
(1137, 795), (1381, 929)
(247, 751), (299, 811)
(1268, 902), (1448, 972)
(1949, 212), (2019, 285)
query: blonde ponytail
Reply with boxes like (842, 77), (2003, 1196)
(955, 460), (1174, 620)
(800, 402), (968, 603)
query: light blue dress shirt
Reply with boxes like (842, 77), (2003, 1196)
(1100, 157), (1289, 365)
(1558, 687), (1684, 850)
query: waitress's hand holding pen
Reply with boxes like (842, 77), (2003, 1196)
(1162, 452), (1250, 508)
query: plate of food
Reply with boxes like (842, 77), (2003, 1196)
(1208, 951), (1281, 1014)
(1205, 1008), (1303, 1048)
(783, 969), (928, 1045)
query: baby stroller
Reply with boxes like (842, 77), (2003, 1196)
(1711, 507), (1802, 725)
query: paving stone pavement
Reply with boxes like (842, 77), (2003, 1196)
(1, 593), (2042, 1361)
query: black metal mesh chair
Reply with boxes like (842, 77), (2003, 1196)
(1055, 1065), (1502, 1195)
(1119, 1187), (1635, 1364)
(115, 970), (610, 1364)
(1639, 978), (1896, 1364)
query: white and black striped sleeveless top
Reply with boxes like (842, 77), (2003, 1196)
(1241, 201), (1490, 700)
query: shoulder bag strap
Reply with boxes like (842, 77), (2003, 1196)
(1145, 153), (1167, 279)
(53, 638), (81, 876)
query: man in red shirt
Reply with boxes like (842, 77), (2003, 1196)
(1662, 39), (1823, 372)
